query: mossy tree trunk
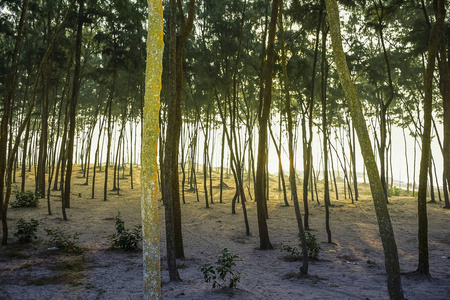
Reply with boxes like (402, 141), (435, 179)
(141, 1), (163, 297)
(325, 0), (404, 298)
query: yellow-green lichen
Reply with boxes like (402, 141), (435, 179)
(141, 1), (163, 299)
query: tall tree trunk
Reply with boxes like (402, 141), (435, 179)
(216, 90), (250, 236)
(163, 0), (181, 276)
(0, 0), (29, 245)
(326, 0), (404, 297)
(321, 21), (331, 243)
(279, 0), (308, 273)
(104, 80), (115, 201)
(268, 124), (288, 206)
(303, 3), (323, 230)
(437, 3), (450, 209)
(21, 119), (31, 192)
(63, 0), (84, 217)
(168, 0), (195, 261)
(142, 1), (163, 296)
(255, 0), (279, 251)
(402, 127), (410, 193)
(416, 0), (444, 275)
(92, 116), (105, 198)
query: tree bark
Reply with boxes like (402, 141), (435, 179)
(416, 0), (444, 275)
(325, 0), (404, 298)
(0, 0), (29, 245)
(255, 0), (280, 251)
(279, 0), (308, 273)
(63, 0), (84, 218)
(141, 1), (163, 297)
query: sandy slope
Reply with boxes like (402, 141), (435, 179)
(1, 166), (449, 300)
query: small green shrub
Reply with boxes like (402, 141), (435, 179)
(305, 232), (321, 260)
(10, 190), (39, 208)
(44, 228), (82, 254)
(201, 248), (242, 289)
(15, 218), (39, 243)
(279, 244), (301, 261)
(111, 212), (142, 251)
(281, 232), (321, 261)
(387, 186), (402, 197)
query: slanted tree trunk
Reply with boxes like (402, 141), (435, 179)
(268, 123), (288, 206)
(326, 0), (404, 297)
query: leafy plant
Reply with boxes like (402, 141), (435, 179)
(201, 248), (242, 288)
(387, 186), (402, 197)
(281, 232), (321, 261)
(10, 190), (39, 208)
(279, 244), (301, 261)
(111, 212), (142, 251)
(44, 228), (82, 254)
(15, 218), (39, 243)
(305, 232), (321, 260)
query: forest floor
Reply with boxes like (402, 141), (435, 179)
(1, 165), (450, 300)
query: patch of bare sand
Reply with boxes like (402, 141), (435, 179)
(1, 166), (449, 299)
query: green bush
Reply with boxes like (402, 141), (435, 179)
(201, 248), (242, 289)
(111, 212), (142, 251)
(44, 228), (82, 254)
(15, 218), (39, 243)
(387, 187), (402, 197)
(279, 244), (301, 261)
(10, 190), (39, 208)
(281, 232), (321, 260)
(305, 231), (321, 260)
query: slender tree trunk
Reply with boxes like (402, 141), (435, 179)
(104, 80), (115, 201)
(21, 119), (31, 192)
(142, 1), (163, 296)
(63, 0), (84, 217)
(0, 0), (29, 245)
(279, 0), (308, 273)
(416, 0), (443, 274)
(326, 1), (404, 297)
(302, 4), (322, 231)
(255, 0), (279, 251)
(321, 21), (331, 242)
(163, 0), (181, 277)
(428, 156), (436, 203)
(437, 5), (450, 209)
(402, 127), (410, 193)
(269, 124), (288, 206)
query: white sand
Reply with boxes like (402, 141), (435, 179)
(1, 166), (449, 299)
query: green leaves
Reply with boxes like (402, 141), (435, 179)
(14, 218), (39, 244)
(10, 190), (39, 208)
(200, 248), (242, 289)
(111, 211), (142, 251)
(44, 228), (83, 254)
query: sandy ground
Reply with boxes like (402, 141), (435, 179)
(1, 165), (450, 300)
